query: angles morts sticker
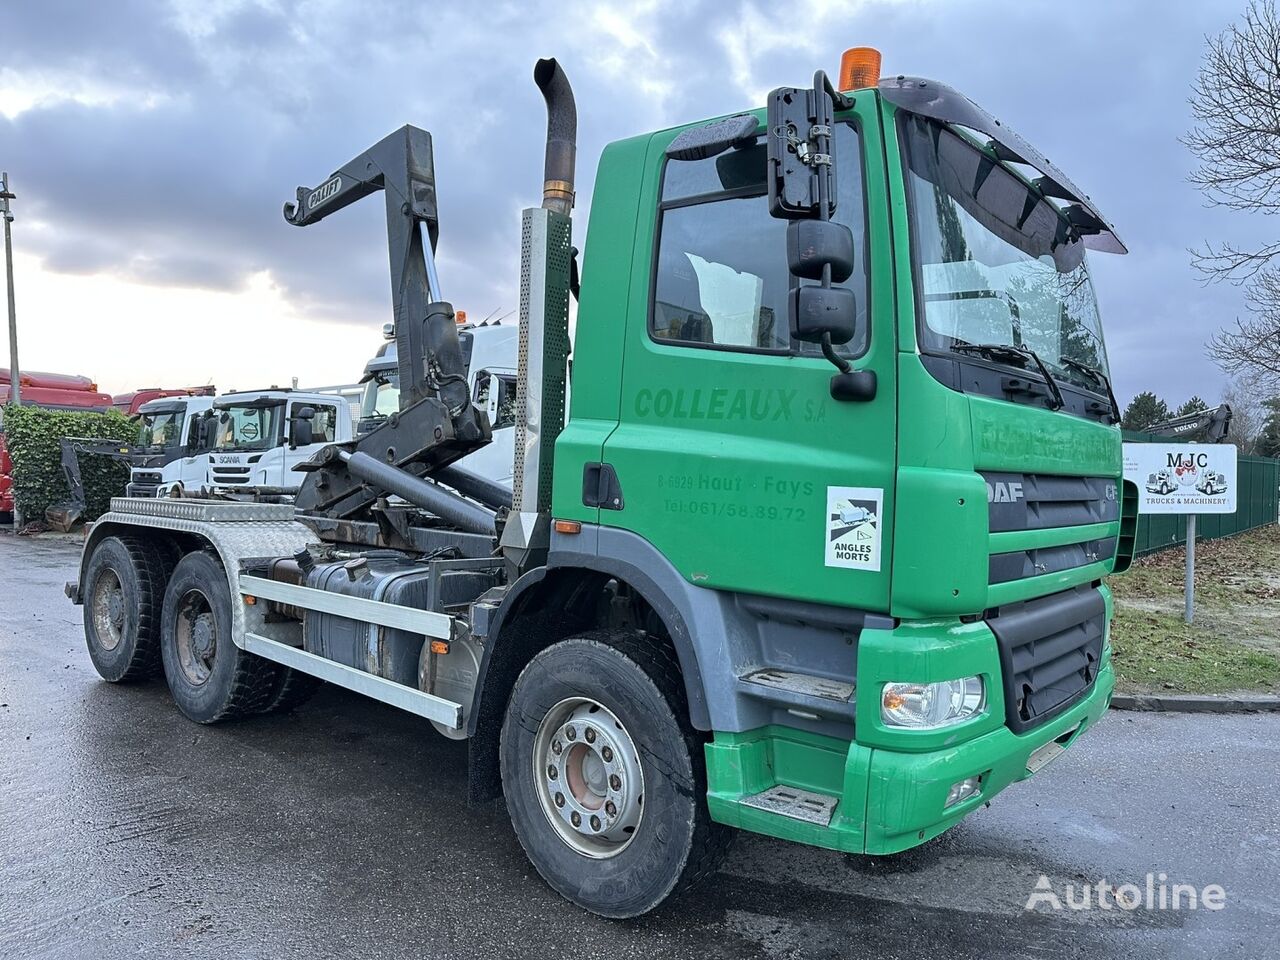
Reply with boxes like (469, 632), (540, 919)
(825, 486), (883, 571)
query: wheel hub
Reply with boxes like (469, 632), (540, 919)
(91, 569), (125, 652)
(534, 698), (644, 858)
(175, 590), (217, 686)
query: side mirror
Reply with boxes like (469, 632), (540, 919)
(787, 220), (854, 283)
(791, 284), (857, 345)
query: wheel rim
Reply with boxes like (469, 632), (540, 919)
(175, 589), (217, 686)
(532, 697), (645, 859)
(91, 568), (126, 651)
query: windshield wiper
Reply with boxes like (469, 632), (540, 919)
(1060, 356), (1120, 424)
(950, 341), (1065, 411)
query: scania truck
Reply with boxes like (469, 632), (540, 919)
(67, 50), (1133, 917)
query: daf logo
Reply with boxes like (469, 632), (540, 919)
(307, 175), (342, 210)
(986, 481), (1024, 504)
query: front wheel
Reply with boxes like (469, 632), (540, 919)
(500, 631), (730, 918)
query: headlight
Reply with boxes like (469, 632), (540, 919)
(881, 677), (985, 729)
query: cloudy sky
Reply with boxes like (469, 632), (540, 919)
(0, 0), (1266, 406)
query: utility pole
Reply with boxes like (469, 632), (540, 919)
(2, 172), (17, 406)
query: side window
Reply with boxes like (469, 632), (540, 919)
(308, 404), (339, 443)
(651, 123), (869, 356)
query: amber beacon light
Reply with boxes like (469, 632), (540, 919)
(839, 46), (882, 91)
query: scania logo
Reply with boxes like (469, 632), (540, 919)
(217, 455), (241, 463)
(986, 480), (1024, 504)
(307, 175), (342, 210)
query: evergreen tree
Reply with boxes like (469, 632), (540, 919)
(1176, 396), (1210, 416)
(1121, 391), (1171, 432)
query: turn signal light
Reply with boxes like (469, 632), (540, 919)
(553, 519), (582, 535)
(429, 639), (450, 655)
(839, 46), (882, 91)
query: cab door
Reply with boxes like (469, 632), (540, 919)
(601, 97), (897, 610)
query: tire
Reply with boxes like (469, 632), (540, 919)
(500, 630), (731, 918)
(159, 550), (278, 723)
(82, 536), (171, 682)
(259, 668), (321, 715)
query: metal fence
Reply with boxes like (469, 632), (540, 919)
(1124, 432), (1280, 557)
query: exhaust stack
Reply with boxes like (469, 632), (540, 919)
(500, 59), (577, 576)
(534, 58), (577, 215)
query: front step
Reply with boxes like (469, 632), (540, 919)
(740, 667), (854, 702)
(739, 785), (839, 826)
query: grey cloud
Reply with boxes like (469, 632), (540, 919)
(0, 0), (1262, 404)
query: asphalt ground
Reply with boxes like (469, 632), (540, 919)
(2, 531), (1277, 959)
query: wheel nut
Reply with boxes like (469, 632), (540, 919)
(547, 765), (558, 780)
(609, 774), (621, 790)
(571, 811), (581, 827)
(584, 727), (596, 743)
(590, 815), (601, 831)
(601, 746), (614, 762)
(552, 740), (563, 755)
(555, 792), (565, 807)
(565, 727), (577, 741)
(605, 800), (617, 817)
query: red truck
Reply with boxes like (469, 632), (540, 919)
(1, 369), (114, 522)
(111, 385), (216, 417)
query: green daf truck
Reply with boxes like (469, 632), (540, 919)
(67, 49), (1133, 917)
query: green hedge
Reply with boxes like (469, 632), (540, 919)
(2, 405), (137, 521)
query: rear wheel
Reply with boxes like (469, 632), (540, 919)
(160, 550), (278, 723)
(83, 536), (170, 682)
(500, 630), (730, 917)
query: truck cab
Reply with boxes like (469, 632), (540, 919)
(204, 390), (354, 493)
(126, 396), (217, 496)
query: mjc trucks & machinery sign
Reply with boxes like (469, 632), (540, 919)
(1123, 443), (1238, 514)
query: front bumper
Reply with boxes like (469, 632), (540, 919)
(706, 586), (1115, 854)
(863, 661), (1113, 853)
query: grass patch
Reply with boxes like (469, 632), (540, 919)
(1109, 524), (1280, 695)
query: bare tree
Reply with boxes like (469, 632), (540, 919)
(1221, 375), (1266, 454)
(1185, 1), (1280, 378)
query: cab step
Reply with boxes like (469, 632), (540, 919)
(739, 668), (854, 702)
(739, 785), (839, 826)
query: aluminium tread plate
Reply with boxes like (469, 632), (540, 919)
(740, 785), (839, 826)
(108, 497), (295, 523)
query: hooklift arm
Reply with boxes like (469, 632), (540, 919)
(283, 126), (462, 414)
(285, 127), (493, 522)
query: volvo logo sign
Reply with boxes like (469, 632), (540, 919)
(308, 175), (342, 211)
(986, 480), (1025, 504)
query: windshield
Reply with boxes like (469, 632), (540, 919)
(137, 410), (183, 447)
(360, 373), (400, 421)
(903, 115), (1109, 392)
(213, 403), (281, 451)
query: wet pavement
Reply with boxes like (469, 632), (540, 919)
(1, 531), (1277, 959)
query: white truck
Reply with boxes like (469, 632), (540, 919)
(129, 389), (354, 498)
(125, 396), (218, 497)
(202, 389), (355, 495)
(1195, 471), (1228, 495)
